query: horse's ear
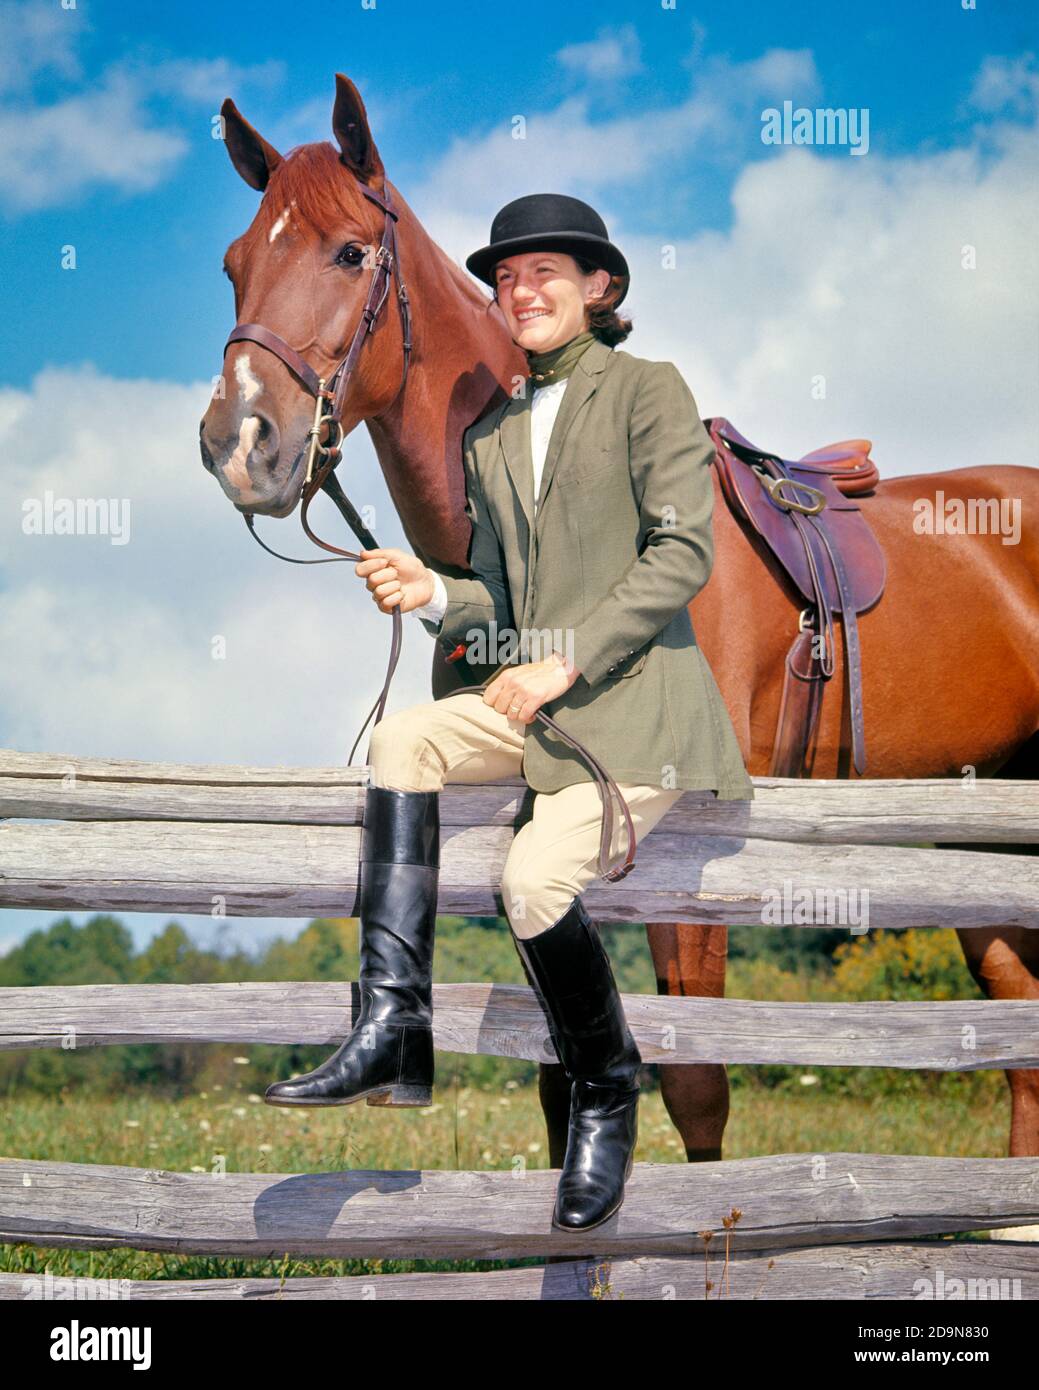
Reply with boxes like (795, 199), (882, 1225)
(220, 98), (282, 191)
(332, 73), (385, 187)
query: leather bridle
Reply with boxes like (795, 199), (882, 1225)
(221, 175), (636, 882)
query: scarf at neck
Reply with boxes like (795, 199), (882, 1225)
(524, 329), (596, 389)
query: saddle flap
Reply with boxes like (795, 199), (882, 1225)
(706, 417), (886, 614)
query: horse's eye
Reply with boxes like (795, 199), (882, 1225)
(335, 243), (365, 268)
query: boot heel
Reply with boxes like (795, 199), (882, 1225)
(366, 1084), (432, 1107)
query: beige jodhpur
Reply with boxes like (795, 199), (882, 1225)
(367, 689), (683, 939)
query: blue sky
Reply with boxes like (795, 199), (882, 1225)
(1, 0), (1036, 954)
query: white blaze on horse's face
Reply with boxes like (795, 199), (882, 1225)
(224, 415), (263, 493)
(234, 354), (263, 405)
(267, 200), (297, 244)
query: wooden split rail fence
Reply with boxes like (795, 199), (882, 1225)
(0, 747), (1037, 1299)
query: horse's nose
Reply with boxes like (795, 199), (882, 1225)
(200, 411), (281, 487)
(250, 412), (280, 469)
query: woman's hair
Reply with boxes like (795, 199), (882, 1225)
(491, 250), (633, 345)
(572, 254), (633, 346)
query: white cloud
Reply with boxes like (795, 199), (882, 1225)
(0, 366), (440, 765)
(630, 121), (1039, 464)
(968, 51), (1039, 116)
(411, 51), (1038, 467)
(418, 49), (821, 223)
(556, 25), (644, 82)
(0, 0), (285, 215)
(0, 0), (84, 94)
(0, 69), (188, 213)
(142, 56), (284, 106)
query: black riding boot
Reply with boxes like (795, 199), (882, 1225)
(512, 894), (642, 1230)
(265, 784), (439, 1109)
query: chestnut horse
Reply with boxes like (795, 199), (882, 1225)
(200, 75), (1039, 1166)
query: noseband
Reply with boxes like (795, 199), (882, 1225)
(221, 176), (636, 882)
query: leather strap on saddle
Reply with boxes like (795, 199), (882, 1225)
(707, 418), (886, 777)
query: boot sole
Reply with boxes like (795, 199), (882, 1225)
(264, 1084), (433, 1109)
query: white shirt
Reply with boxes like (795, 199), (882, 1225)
(412, 378), (568, 628)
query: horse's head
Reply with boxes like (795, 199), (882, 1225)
(200, 75), (409, 517)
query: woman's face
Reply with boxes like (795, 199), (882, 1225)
(493, 251), (609, 353)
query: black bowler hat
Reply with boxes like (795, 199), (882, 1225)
(466, 193), (629, 307)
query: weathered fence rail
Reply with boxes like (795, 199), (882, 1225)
(2, 1154), (1038, 1258)
(3, 748), (1036, 840)
(5, 1243), (1038, 1300)
(3, 981), (1039, 1069)
(1, 751), (1037, 926)
(1, 746), (1037, 1299)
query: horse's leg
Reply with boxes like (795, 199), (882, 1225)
(646, 922), (730, 1161)
(943, 731), (1039, 1233)
(943, 736), (1039, 1161)
(953, 911), (1039, 1159)
(953, 904), (1039, 1242)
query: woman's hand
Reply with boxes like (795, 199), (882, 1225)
(485, 652), (580, 723)
(355, 547), (434, 614)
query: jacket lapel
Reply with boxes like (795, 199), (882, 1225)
(499, 390), (536, 544)
(533, 336), (611, 538)
(496, 336), (613, 588)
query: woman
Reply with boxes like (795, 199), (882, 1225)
(264, 194), (755, 1232)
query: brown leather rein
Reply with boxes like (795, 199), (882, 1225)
(223, 176), (635, 883)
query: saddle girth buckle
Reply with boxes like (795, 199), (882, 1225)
(751, 463), (827, 516)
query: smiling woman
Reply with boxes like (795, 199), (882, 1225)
(192, 70), (754, 1241)
(286, 187), (755, 1237)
